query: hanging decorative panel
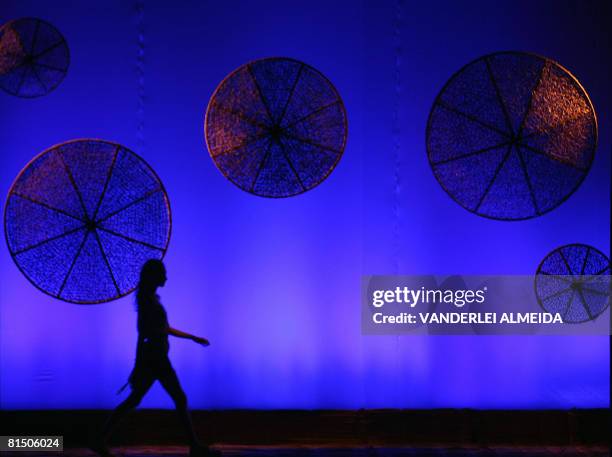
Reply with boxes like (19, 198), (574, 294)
(205, 57), (347, 197)
(4, 139), (171, 304)
(427, 52), (596, 220)
(0, 18), (69, 97)
(535, 244), (610, 323)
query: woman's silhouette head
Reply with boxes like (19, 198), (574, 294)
(138, 259), (167, 294)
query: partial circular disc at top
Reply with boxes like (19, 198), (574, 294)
(427, 51), (597, 220)
(535, 244), (610, 323)
(4, 139), (171, 304)
(205, 57), (348, 198)
(0, 17), (70, 98)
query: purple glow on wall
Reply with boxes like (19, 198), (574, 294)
(0, 0), (610, 410)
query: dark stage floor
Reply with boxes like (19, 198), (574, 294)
(2, 446), (609, 457)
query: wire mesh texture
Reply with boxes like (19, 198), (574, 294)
(535, 244), (610, 323)
(427, 51), (597, 220)
(4, 139), (171, 304)
(205, 57), (348, 198)
(0, 17), (69, 98)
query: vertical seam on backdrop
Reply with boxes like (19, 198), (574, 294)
(393, 0), (403, 276)
(136, 0), (145, 152)
(393, 0), (403, 405)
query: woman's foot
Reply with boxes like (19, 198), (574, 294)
(89, 440), (116, 457)
(189, 443), (221, 457)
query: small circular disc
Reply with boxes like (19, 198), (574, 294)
(427, 51), (597, 220)
(535, 244), (610, 323)
(0, 17), (70, 98)
(205, 57), (348, 198)
(4, 139), (172, 304)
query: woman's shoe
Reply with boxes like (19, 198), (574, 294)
(189, 443), (221, 457)
(89, 440), (116, 457)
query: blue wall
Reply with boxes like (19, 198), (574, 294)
(1, 0), (609, 409)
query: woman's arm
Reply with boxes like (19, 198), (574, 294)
(167, 326), (210, 346)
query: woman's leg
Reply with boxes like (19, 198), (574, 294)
(100, 376), (155, 444)
(158, 361), (199, 447)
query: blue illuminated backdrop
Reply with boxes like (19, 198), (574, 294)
(0, 0), (610, 409)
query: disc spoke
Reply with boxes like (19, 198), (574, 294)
(58, 230), (89, 297)
(58, 152), (89, 220)
(34, 61), (66, 72)
(580, 247), (590, 275)
(521, 114), (590, 141)
(32, 39), (65, 59)
(247, 64), (274, 124)
(561, 290), (575, 321)
(93, 230), (120, 295)
(515, 147), (540, 215)
(431, 141), (511, 166)
(436, 100), (510, 139)
(518, 143), (587, 171)
(96, 226), (165, 252)
(96, 188), (162, 223)
(12, 192), (85, 221)
(579, 285), (611, 297)
(538, 271), (574, 283)
(92, 146), (120, 221)
(30, 65), (47, 92)
(276, 63), (304, 126)
(30, 19), (41, 54)
(474, 144), (512, 212)
(15, 65), (28, 94)
(13, 225), (85, 255)
(281, 133), (342, 156)
(211, 103), (269, 129)
(213, 132), (270, 158)
(278, 141), (306, 191)
(540, 285), (572, 302)
(250, 139), (273, 192)
(558, 250), (574, 276)
(0, 58), (26, 78)
(484, 57), (514, 136)
(576, 288), (594, 321)
(516, 63), (546, 139)
(582, 274), (611, 285)
(282, 100), (341, 130)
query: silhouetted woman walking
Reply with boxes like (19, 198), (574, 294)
(94, 259), (214, 457)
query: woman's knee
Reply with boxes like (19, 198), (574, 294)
(122, 392), (144, 409)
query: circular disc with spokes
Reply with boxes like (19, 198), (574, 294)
(427, 51), (597, 220)
(535, 244), (610, 323)
(0, 18), (69, 98)
(205, 57), (347, 198)
(4, 139), (171, 304)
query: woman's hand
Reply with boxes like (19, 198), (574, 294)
(192, 336), (210, 347)
(167, 327), (210, 346)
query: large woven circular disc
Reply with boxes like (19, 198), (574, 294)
(0, 18), (69, 98)
(535, 244), (610, 323)
(4, 139), (171, 304)
(205, 57), (347, 198)
(427, 51), (597, 220)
